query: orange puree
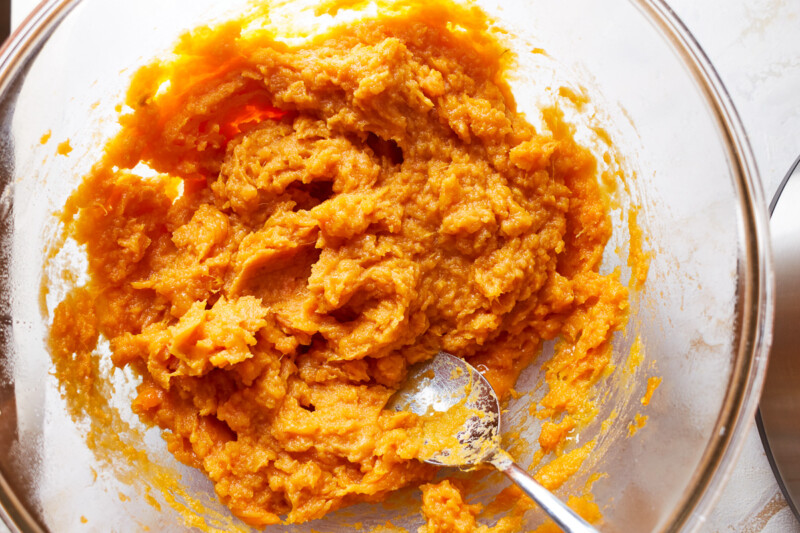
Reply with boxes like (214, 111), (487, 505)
(48, 0), (631, 528)
(419, 480), (484, 533)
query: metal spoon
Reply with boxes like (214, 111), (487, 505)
(388, 351), (599, 533)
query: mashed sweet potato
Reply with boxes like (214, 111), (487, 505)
(48, 0), (629, 529)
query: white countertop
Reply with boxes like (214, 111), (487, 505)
(7, 0), (800, 531)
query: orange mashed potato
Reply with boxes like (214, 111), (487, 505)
(48, 0), (628, 529)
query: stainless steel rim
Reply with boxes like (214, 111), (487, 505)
(0, 0), (773, 531)
(755, 154), (800, 522)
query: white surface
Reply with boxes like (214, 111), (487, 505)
(6, 0), (800, 532)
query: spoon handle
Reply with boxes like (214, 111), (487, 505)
(497, 460), (600, 533)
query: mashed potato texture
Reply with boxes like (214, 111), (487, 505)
(49, 1), (628, 528)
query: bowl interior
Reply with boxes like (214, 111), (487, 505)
(0, 0), (766, 531)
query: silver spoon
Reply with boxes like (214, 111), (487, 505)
(388, 351), (599, 533)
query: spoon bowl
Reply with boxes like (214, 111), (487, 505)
(390, 351), (599, 533)
(387, 350), (501, 466)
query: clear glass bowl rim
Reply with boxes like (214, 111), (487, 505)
(0, 0), (774, 532)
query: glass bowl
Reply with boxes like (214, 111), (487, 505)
(0, 0), (773, 531)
